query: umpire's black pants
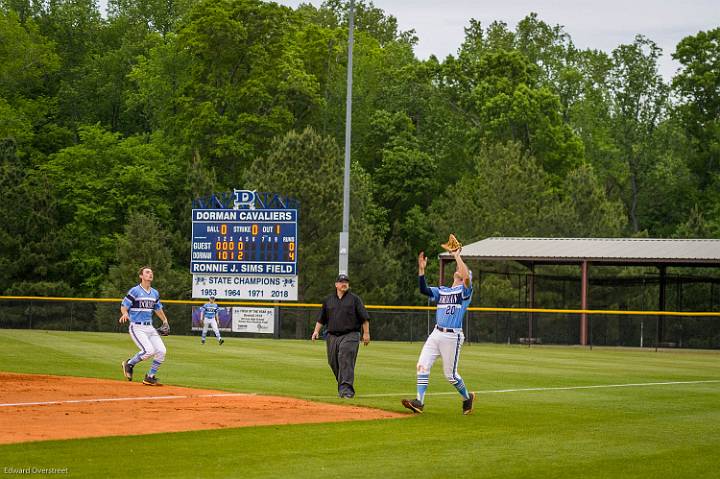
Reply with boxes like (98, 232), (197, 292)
(326, 331), (360, 397)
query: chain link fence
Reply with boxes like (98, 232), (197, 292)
(1, 298), (719, 349)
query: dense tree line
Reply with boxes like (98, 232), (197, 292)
(1, 0), (718, 309)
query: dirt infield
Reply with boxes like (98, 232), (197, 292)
(0, 372), (404, 444)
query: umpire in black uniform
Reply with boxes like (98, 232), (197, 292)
(311, 273), (370, 398)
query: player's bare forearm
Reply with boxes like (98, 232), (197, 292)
(155, 309), (169, 324)
(362, 320), (370, 346)
(311, 322), (323, 341)
(119, 306), (129, 323)
(453, 251), (470, 285)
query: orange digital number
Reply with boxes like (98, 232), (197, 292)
(220, 224), (227, 235)
(251, 224), (258, 235)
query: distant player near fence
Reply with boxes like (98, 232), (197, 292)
(119, 266), (170, 386)
(402, 244), (475, 415)
(199, 296), (224, 345)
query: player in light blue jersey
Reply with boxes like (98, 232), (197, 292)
(119, 266), (170, 386)
(402, 249), (475, 414)
(199, 296), (224, 345)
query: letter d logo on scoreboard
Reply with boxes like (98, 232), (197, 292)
(233, 189), (255, 209)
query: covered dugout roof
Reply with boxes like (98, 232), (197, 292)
(440, 237), (720, 267)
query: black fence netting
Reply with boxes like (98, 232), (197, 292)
(2, 299), (720, 349)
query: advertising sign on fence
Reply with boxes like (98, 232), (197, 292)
(191, 307), (232, 332)
(232, 307), (275, 334)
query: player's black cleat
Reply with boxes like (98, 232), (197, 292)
(462, 392), (475, 415)
(142, 374), (160, 386)
(219, 339), (224, 345)
(121, 360), (133, 381)
(401, 398), (424, 413)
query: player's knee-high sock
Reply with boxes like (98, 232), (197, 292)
(148, 359), (162, 377)
(416, 373), (429, 403)
(128, 352), (143, 366)
(451, 377), (470, 400)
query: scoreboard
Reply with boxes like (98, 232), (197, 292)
(191, 209), (297, 275)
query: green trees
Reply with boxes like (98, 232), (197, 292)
(606, 36), (671, 233)
(0, 1), (717, 309)
(244, 127), (401, 303)
(437, 18), (585, 180)
(40, 125), (181, 290)
(428, 142), (624, 241)
(671, 28), (720, 236)
(673, 28), (720, 185)
(172, 0), (322, 179)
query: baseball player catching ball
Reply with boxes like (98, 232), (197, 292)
(199, 296), (224, 345)
(402, 248), (475, 414)
(119, 266), (169, 386)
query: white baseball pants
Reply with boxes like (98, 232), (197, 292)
(202, 318), (221, 339)
(129, 323), (166, 362)
(417, 328), (465, 384)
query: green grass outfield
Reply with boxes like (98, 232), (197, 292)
(1, 330), (719, 478)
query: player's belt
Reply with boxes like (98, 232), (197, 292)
(131, 321), (152, 326)
(436, 325), (461, 333)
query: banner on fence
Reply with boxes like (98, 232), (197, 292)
(231, 307), (275, 334)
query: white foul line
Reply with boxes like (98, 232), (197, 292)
(308, 379), (720, 399)
(0, 392), (254, 408)
(2, 380), (718, 406)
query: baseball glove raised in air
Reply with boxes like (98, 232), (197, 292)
(157, 323), (170, 336)
(441, 234), (462, 253)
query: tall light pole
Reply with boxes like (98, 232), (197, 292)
(339, 0), (354, 275)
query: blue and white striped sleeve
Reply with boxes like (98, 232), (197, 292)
(121, 289), (134, 308)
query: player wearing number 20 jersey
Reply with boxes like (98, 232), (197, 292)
(401, 250), (475, 415)
(425, 275), (473, 330)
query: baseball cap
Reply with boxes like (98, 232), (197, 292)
(336, 274), (350, 283)
(209, 295), (215, 300)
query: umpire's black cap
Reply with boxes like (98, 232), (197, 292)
(336, 274), (350, 283)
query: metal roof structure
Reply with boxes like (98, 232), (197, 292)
(437, 237), (720, 346)
(440, 237), (720, 267)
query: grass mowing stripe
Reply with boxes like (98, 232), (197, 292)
(309, 379), (720, 398)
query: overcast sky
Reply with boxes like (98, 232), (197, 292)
(275, 0), (720, 81)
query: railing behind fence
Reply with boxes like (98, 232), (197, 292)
(1, 296), (719, 349)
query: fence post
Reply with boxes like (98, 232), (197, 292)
(273, 302), (280, 339)
(426, 298), (431, 337)
(467, 310), (472, 345)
